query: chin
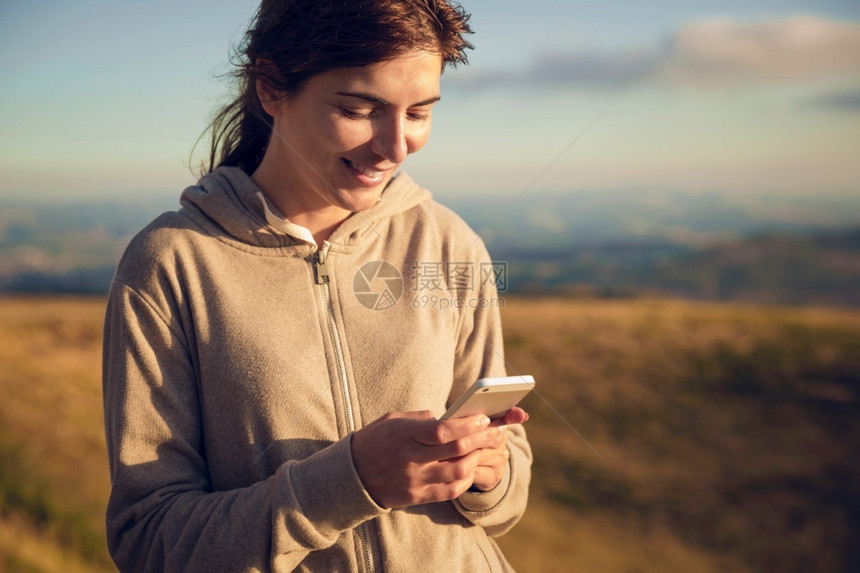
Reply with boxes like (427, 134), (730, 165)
(338, 183), (389, 212)
(330, 192), (376, 214)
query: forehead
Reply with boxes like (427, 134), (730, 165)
(311, 50), (443, 100)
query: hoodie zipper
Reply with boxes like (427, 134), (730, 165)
(314, 242), (376, 573)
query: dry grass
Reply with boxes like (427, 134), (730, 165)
(0, 513), (104, 573)
(497, 297), (860, 573)
(1, 295), (858, 571)
(0, 296), (112, 572)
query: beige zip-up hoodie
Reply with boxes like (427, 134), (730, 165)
(103, 166), (531, 572)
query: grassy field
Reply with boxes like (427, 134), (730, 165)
(1, 296), (858, 572)
(0, 297), (113, 572)
(498, 298), (860, 573)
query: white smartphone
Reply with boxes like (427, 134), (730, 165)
(439, 375), (535, 421)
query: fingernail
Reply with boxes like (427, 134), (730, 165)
(478, 415), (491, 427)
(497, 425), (508, 433)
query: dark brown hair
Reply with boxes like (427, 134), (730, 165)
(199, 0), (473, 175)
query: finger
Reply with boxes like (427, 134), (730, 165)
(472, 446), (511, 492)
(416, 476), (476, 504)
(477, 446), (509, 468)
(483, 430), (508, 451)
(489, 407), (528, 427)
(471, 463), (506, 492)
(420, 450), (482, 485)
(412, 414), (491, 446)
(411, 424), (505, 464)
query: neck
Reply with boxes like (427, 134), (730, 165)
(251, 146), (351, 245)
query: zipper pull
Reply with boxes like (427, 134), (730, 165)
(314, 245), (330, 285)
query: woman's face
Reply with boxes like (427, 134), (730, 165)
(258, 49), (443, 218)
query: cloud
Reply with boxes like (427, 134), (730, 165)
(662, 16), (860, 88)
(805, 88), (860, 111)
(456, 49), (659, 90)
(450, 16), (860, 92)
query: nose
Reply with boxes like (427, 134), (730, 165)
(370, 115), (409, 164)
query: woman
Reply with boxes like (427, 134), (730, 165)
(103, 1), (531, 571)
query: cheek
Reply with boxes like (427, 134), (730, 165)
(325, 117), (374, 152)
(407, 122), (433, 154)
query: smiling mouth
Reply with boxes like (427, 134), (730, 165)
(343, 158), (386, 179)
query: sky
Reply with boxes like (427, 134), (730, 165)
(1, 0), (859, 202)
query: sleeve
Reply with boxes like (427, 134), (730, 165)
(448, 245), (532, 537)
(102, 281), (388, 572)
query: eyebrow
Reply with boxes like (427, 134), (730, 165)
(335, 91), (441, 107)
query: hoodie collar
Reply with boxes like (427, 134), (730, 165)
(180, 166), (431, 250)
(257, 191), (318, 248)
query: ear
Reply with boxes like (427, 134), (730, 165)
(255, 59), (283, 117)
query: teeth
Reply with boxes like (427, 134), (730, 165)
(347, 159), (382, 178)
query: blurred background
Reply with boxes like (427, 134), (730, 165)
(1, 1), (858, 571)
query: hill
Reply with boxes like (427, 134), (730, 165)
(502, 227), (860, 306)
(2, 190), (860, 305)
(1, 296), (858, 571)
(0, 198), (171, 295)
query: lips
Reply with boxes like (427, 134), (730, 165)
(342, 158), (391, 185)
(343, 159), (384, 177)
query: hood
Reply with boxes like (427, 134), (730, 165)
(179, 166), (431, 250)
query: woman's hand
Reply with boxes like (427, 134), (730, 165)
(351, 407), (529, 508)
(470, 407), (528, 492)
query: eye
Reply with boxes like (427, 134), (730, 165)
(338, 107), (372, 120)
(407, 111), (431, 122)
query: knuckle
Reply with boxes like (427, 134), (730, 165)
(404, 467), (422, 488)
(409, 484), (426, 502)
(452, 462), (472, 482)
(493, 431), (508, 447)
(452, 437), (472, 456)
(432, 424), (450, 444)
(442, 483), (463, 500)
